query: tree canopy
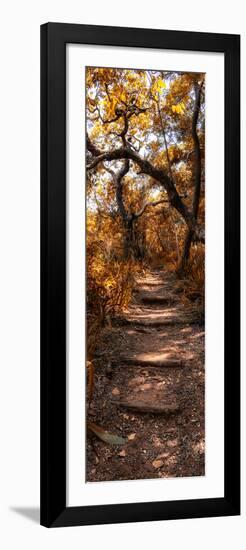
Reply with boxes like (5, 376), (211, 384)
(87, 67), (205, 250)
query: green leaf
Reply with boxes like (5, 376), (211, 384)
(88, 421), (127, 446)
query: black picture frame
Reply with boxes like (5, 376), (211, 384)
(41, 22), (240, 527)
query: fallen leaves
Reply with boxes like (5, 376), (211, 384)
(118, 449), (127, 457)
(152, 459), (164, 469)
(87, 421), (127, 446)
(128, 433), (136, 441)
(111, 387), (120, 396)
(87, 267), (205, 482)
(167, 439), (178, 448)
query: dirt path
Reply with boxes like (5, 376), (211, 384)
(87, 269), (205, 482)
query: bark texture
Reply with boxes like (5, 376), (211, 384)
(87, 134), (205, 244)
(180, 80), (204, 270)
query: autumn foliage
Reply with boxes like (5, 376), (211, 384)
(86, 67), (205, 359)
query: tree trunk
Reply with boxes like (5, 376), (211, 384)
(180, 80), (203, 271)
(123, 218), (146, 260)
(123, 218), (134, 259)
(87, 136), (205, 243)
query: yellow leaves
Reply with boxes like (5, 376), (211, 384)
(171, 101), (185, 115)
(127, 70), (138, 83)
(135, 92), (146, 110)
(97, 182), (104, 196)
(120, 91), (127, 103)
(104, 277), (115, 289)
(151, 78), (167, 100)
(156, 78), (166, 92)
(99, 94), (118, 120)
(90, 120), (103, 140)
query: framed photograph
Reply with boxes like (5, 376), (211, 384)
(41, 23), (240, 527)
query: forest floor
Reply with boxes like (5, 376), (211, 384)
(87, 268), (205, 482)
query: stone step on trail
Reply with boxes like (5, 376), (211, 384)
(116, 316), (190, 328)
(140, 294), (177, 306)
(117, 399), (179, 414)
(135, 280), (165, 287)
(123, 326), (156, 335)
(119, 352), (183, 368)
(113, 377), (180, 414)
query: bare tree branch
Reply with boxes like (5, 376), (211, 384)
(86, 135), (205, 241)
(134, 199), (168, 218)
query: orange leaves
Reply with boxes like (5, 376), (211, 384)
(86, 67), (205, 317)
(86, 223), (143, 366)
(151, 141), (160, 153)
(179, 243), (205, 318)
(87, 209), (143, 327)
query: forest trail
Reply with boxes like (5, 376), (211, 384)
(87, 269), (205, 482)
